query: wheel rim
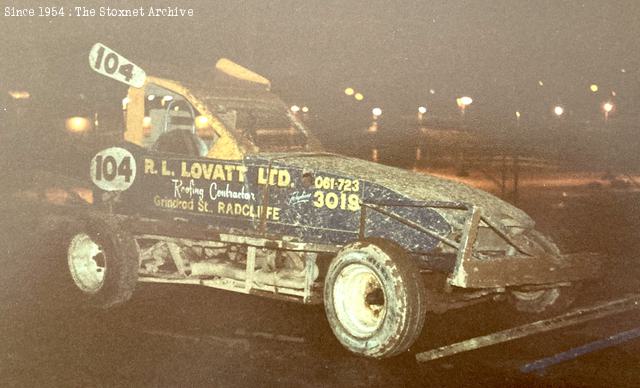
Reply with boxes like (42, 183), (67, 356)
(67, 233), (106, 293)
(332, 263), (386, 338)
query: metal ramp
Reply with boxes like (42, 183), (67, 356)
(416, 293), (640, 363)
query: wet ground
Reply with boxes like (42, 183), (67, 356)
(1, 180), (639, 387)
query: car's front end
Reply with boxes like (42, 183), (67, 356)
(273, 153), (603, 292)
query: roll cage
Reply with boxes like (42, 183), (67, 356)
(123, 63), (318, 160)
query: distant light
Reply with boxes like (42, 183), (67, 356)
(162, 95), (174, 102)
(590, 84), (599, 93)
(554, 106), (564, 116)
(372, 107), (382, 116)
(195, 115), (209, 129)
(611, 90), (617, 97)
(457, 96), (473, 108)
(418, 106), (427, 114)
(147, 94), (156, 101)
(301, 106), (309, 113)
(368, 122), (378, 133)
(538, 80), (544, 86)
(603, 102), (614, 113)
(65, 116), (91, 133)
(621, 68), (626, 73)
(290, 105), (300, 113)
(8, 90), (30, 100)
(173, 106), (180, 111)
(121, 97), (130, 110)
(354, 93), (364, 101)
(344, 87), (355, 96)
(515, 111), (521, 118)
(429, 89), (435, 95)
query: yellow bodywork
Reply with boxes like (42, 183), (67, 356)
(215, 58), (271, 89)
(124, 61), (264, 160)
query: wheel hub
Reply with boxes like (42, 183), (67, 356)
(67, 233), (106, 293)
(332, 263), (386, 338)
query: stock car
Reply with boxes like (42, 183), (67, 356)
(60, 44), (601, 358)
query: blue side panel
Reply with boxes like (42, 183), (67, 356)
(244, 155), (452, 253)
(361, 183), (451, 252)
(242, 157), (360, 245)
(110, 149), (255, 231)
(99, 148), (452, 254)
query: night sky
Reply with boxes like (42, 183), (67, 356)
(2, 0), (639, 128)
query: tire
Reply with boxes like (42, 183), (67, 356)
(323, 239), (427, 358)
(528, 229), (561, 256)
(60, 215), (139, 309)
(509, 230), (577, 314)
(509, 285), (579, 314)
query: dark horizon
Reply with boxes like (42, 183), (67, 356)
(2, 1), (639, 132)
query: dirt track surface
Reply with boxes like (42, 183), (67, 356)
(1, 185), (639, 387)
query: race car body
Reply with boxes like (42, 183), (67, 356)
(67, 44), (601, 358)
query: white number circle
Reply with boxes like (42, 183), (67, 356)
(90, 147), (137, 191)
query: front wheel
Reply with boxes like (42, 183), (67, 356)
(323, 239), (427, 358)
(509, 284), (579, 314)
(509, 230), (578, 314)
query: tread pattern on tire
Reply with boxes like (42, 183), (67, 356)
(324, 238), (427, 358)
(53, 212), (139, 309)
(509, 229), (577, 314)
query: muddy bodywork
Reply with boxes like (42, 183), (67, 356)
(87, 47), (601, 308)
(100, 146), (601, 290)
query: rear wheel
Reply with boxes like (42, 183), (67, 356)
(68, 233), (107, 294)
(324, 239), (427, 358)
(61, 216), (139, 308)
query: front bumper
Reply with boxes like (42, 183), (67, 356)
(360, 201), (603, 289)
(446, 206), (603, 288)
